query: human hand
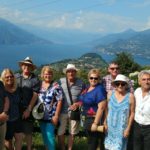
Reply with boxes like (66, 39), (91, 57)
(22, 110), (30, 119)
(69, 103), (78, 111)
(91, 123), (98, 132)
(0, 112), (9, 122)
(123, 128), (130, 138)
(52, 116), (59, 126)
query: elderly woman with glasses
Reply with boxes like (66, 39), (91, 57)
(104, 74), (135, 150)
(77, 69), (107, 150)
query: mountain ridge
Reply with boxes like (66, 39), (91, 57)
(93, 29), (150, 58)
(0, 18), (52, 45)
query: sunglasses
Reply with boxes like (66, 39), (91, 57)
(110, 67), (119, 70)
(115, 82), (126, 87)
(89, 77), (99, 80)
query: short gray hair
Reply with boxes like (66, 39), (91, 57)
(138, 70), (150, 80)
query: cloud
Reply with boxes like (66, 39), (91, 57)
(0, 5), (148, 33)
(145, 17), (150, 29)
(130, 0), (150, 8)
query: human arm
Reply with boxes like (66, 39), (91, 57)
(52, 85), (63, 126)
(68, 101), (83, 111)
(91, 100), (106, 131)
(52, 99), (62, 126)
(103, 91), (112, 132)
(0, 96), (9, 122)
(22, 91), (38, 119)
(123, 93), (135, 138)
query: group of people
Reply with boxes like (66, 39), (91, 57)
(0, 57), (149, 150)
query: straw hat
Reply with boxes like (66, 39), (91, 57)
(18, 57), (36, 71)
(63, 64), (78, 73)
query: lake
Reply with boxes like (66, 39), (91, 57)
(0, 44), (149, 71)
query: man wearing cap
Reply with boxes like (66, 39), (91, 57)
(57, 64), (85, 150)
(16, 56), (40, 150)
(133, 70), (150, 150)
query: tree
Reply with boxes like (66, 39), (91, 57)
(113, 52), (141, 75)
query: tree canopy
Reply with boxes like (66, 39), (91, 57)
(112, 52), (141, 75)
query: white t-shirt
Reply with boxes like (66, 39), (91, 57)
(134, 87), (150, 125)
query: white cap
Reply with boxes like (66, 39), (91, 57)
(112, 74), (129, 84)
(63, 64), (78, 73)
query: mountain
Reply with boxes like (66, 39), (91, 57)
(93, 29), (150, 58)
(19, 24), (102, 45)
(90, 29), (137, 46)
(0, 18), (52, 45)
(49, 53), (107, 71)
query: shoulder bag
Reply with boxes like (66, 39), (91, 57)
(66, 78), (80, 121)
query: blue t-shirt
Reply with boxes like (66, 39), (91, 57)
(79, 83), (106, 116)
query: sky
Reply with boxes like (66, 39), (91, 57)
(0, 0), (150, 34)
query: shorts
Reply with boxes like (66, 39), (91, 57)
(57, 113), (80, 136)
(22, 120), (34, 134)
(5, 119), (22, 140)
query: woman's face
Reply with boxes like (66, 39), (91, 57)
(43, 69), (53, 83)
(89, 73), (99, 87)
(114, 81), (127, 92)
(4, 72), (14, 86)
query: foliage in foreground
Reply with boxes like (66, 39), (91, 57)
(22, 133), (88, 150)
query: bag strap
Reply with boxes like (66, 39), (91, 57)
(66, 78), (73, 105)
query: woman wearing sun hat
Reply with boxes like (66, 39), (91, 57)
(16, 56), (40, 150)
(104, 74), (135, 150)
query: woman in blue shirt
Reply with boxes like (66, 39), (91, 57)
(79, 69), (107, 150)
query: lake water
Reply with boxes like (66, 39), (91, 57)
(0, 44), (149, 71)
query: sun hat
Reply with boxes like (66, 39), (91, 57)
(18, 56), (36, 71)
(32, 102), (45, 120)
(112, 74), (129, 85)
(63, 64), (78, 73)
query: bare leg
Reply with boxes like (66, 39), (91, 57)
(58, 134), (65, 150)
(25, 134), (32, 150)
(68, 134), (74, 150)
(14, 133), (23, 150)
(5, 139), (14, 150)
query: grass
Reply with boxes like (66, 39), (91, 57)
(22, 133), (88, 150)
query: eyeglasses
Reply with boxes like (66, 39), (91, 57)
(142, 78), (150, 81)
(115, 82), (126, 87)
(44, 74), (52, 76)
(5, 75), (14, 79)
(89, 77), (99, 80)
(110, 67), (119, 70)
